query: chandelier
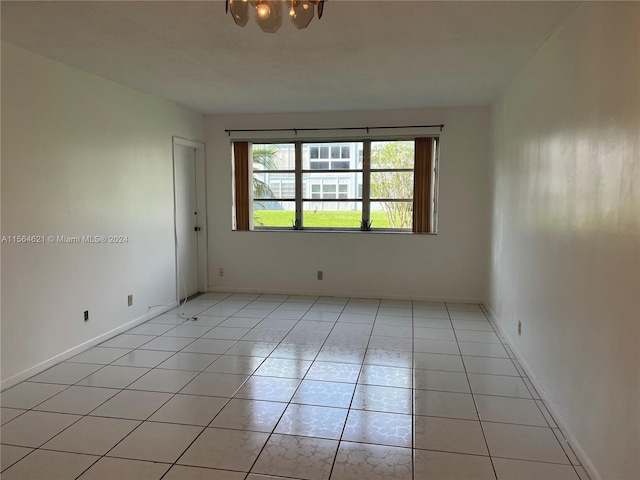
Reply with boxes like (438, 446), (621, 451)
(226, 0), (327, 33)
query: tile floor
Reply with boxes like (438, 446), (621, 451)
(0, 293), (591, 480)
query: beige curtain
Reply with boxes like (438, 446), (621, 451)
(233, 142), (250, 231)
(413, 137), (434, 233)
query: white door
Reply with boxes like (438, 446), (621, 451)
(174, 144), (199, 300)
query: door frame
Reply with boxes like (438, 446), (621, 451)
(172, 136), (208, 300)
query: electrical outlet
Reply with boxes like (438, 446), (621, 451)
(317, 271), (323, 281)
(84, 310), (89, 322)
(128, 294), (133, 307)
(218, 268), (224, 277)
(518, 320), (522, 336)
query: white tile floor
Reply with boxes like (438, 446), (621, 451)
(0, 292), (590, 480)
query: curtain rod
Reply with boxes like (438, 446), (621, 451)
(225, 124), (444, 136)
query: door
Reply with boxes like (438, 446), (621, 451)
(174, 144), (199, 300)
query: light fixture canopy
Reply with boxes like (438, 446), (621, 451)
(227, 0), (326, 32)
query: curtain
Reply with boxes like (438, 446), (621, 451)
(233, 142), (250, 231)
(413, 137), (434, 233)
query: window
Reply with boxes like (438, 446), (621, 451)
(251, 143), (296, 228)
(370, 140), (414, 229)
(308, 143), (351, 170)
(310, 161), (329, 170)
(233, 138), (439, 233)
(332, 161), (350, 170)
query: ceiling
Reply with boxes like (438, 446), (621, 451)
(1, 1), (579, 114)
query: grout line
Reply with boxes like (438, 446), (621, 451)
(535, 399), (558, 429)
(446, 301), (499, 480)
(522, 377), (541, 400)
(481, 305), (577, 470)
(552, 427), (581, 466)
(156, 293), (310, 479)
(3, 294), (590, 479)
(235, 296), (350, 478)
(575, 465), (593, 480)
(304, 299), (360, 478)
(27, 293), (273, 480)
(0, 447), (37, 473)
(411, 300), (416, 480)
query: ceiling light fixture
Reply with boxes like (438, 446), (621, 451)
(226, 0), (326, 33)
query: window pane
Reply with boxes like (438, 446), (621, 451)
(310, 161), (330, 170)
(331, 161), (350, 170)
(331, 146), (340, 159)
(320, 146), (329, 158)
(303, 172), (362, 199)
(323, 183), (336, 199)
(303, 202), (362, 228)
(370, 171), (414, 200)
(370, 201), (413, 229)
(371, 140), (414, 169)
(310, 147), (319, 159)
(252, 143), (296, 171)
(281, 182), (295, 198)
(253, 173), (296, 199)
(341, 146), (350, 158)
(253, 201), (295, 228)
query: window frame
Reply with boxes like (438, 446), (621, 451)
(238, 136), (439, 233)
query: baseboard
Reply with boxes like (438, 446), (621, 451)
(0, 302), (177, 391)
(483, 303), (601, 480)
(207, 286), (484, 305)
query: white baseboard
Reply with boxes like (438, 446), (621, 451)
(207, 286), (483, 305)
(0, 303), (177, 391)
(483, 303), (600, 480)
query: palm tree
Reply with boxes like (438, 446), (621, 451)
(252, 146), (278, 200)
(252, 146), (279, 227)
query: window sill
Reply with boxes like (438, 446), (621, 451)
(236, 228), (437, 235)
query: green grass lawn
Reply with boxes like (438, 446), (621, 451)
(254, 210), (403, 229)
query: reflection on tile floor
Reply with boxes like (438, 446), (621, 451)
(0, 292), (587, 480)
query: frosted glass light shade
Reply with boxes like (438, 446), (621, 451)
(228, 0), (325, 31)
(229, 0), (249, 27)
(255, 0), (283, 33)
(290, 0), (314, 29)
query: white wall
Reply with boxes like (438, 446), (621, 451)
(206, 107), (490, 301)
(488, 4), (639, 479)
(1, 43), (204, 387)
